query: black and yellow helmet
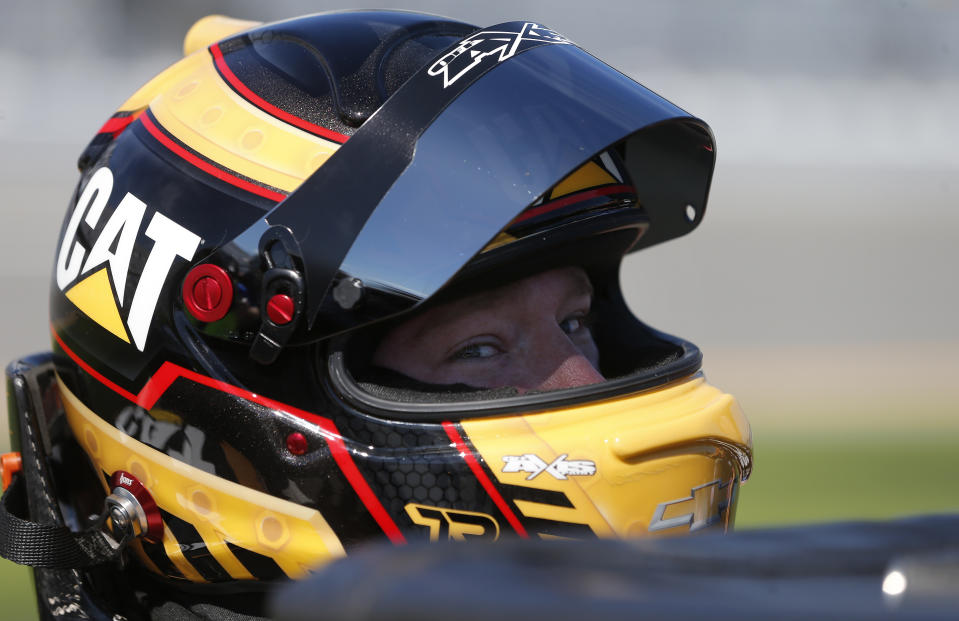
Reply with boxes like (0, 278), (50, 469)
(41, 8), (749, 599)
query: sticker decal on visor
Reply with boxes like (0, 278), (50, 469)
(428, 22), (571, 88)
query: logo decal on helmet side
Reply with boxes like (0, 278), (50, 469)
(648, 479), (732, 533)
(405, 503), (500, 542)
(428, 22), (571, 88)
(502, 453), (596, 480)
(55, 166), (201, 351)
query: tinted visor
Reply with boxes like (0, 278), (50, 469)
(249, 22), (715, 343)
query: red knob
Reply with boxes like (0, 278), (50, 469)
(267, 294), (295, 325)
(183, 264), (233, 323)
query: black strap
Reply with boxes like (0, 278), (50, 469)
(0, 473), (121, 568)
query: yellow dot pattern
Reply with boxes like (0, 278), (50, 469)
(146, 52), (341, 194)
(59, 375), (346, 582)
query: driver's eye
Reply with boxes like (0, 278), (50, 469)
(559, 313), (590, 335)
(452, 342), (500, 360)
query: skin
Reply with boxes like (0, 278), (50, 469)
(372, 266), (605, 392)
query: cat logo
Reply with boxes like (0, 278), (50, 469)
(405, 503), (500, 542)
(55, 166), (200, 351)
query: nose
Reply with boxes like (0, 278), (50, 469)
(535, 354), (605, 391)
(532, 335), (605, 392)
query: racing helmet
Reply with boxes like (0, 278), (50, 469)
(45, 10), (751, 589)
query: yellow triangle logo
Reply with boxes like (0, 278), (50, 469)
(551, 161), (618, 198)
(64, 268), (130, 343)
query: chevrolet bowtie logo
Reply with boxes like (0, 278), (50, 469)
(648, 479), (732, 533)
(502, 453), (596, 480)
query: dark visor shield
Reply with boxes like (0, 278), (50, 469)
(232, 22), (715, 345)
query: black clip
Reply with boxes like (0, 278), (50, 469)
(250, 226), (306, 365)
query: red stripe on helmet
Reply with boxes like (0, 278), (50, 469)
(513, 184), (635, 225)
(97, 114), (136, 138)
(441, 421), (529, 538)
(52, 328), (406, 545)
(53, 329), (139, 403)
(209, 43), (349, 145)
(139, 113), (287, 202)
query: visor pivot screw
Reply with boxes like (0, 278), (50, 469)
(106, 471), (163, 543)
(183, 264), (234, 323)
(286, 432), (308, 456)
(105, 488), (146, 540)
(267, 294), (295, 325)
(109, 505), (131, 532)
(332, 277), (364, 310)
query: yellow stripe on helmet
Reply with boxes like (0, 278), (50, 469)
(148, 52), (340, 193)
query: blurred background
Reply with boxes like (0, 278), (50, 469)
(1, 0), (957, 616)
